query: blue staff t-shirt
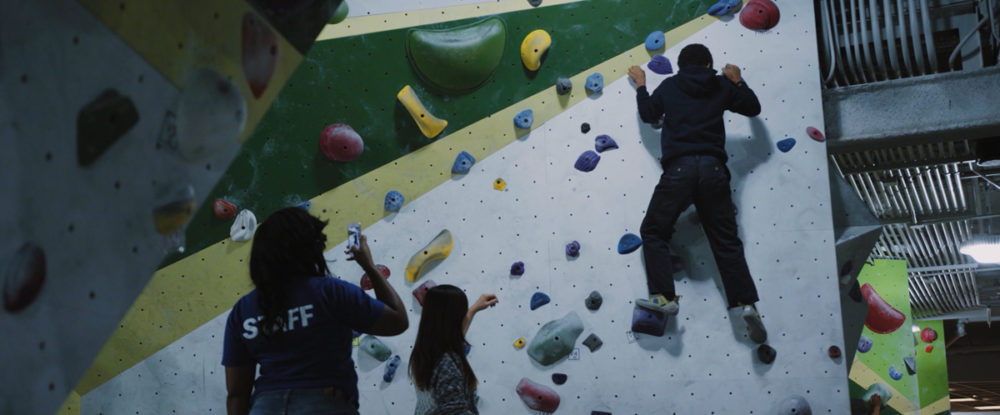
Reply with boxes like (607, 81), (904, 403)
(221, 276), (385, 401)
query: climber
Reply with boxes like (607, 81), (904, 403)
(627, 43), (767, 343)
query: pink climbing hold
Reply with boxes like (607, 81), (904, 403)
(861, 283), (905, 334)
(360, 264), (391, 290)
(515, 378), (560, 413)
(241, 12), (279, 99)
(739, 0), (780, 31)
(320, 123), (364, 162)
(806, 126), (825, 142)
(412, 280), (438, 306)
(920, 327), (938, 343)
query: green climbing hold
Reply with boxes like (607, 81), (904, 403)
(527, 311), (584, 366)
(329, 0), (349, 24)
(77, 89), (139, 166)
(407, 17), (507, 93)
(359, 335), (392, 361)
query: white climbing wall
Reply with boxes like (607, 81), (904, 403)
(83, 2), (852, 413)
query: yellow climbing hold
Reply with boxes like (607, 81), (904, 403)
(520, 29), (551, 71)
(397, 85), (448, 138)
(514, 337), (526, 349)
(152, 199), (195, 235)
(493, 178), (506, 191)
(405, 229), (454, 282)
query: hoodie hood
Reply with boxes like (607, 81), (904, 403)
(674, 66), (720, 97)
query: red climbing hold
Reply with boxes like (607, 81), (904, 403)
(861, 283), (905, 334)
(920, 327), (938, 343)
(412, 280), (437, 306)
(360, 265), (391, 290)
(213, 199), (238, 220)
(242, 12), (279, 99)
(739, 0), (780, 31)
(925, 345), (933, 353)
(320, 123), (364, 162)
(516, 378), (560, 413)
(806, 126), (825, 142)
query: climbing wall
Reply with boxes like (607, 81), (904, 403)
(80, 1), (853, 413)
(915, 320), (949, 415)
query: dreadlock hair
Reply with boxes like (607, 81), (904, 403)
(677, 43), (713, 69)
(249, 207), (330, 339)
(409, 285), (478, 391)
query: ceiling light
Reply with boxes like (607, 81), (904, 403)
(975, 405), (1000, 410)
(960, 236), (1000, 264)
(950, 398), (976, 402)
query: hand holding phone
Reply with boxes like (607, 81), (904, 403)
(347, 222), (361, 250)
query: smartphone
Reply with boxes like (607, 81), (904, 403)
(347, 222), (361, 250)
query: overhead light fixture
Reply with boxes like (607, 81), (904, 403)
(950, 397), (976, 402)
(975, 405), (1000, 410)
(960, 236), (1000, 264)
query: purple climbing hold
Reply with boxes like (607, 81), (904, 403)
(565, 241), (580, 257)
(510, 261), (525, 276)
(777, 137), (796, 153)
(580, 123), (591, 134)
(530, 291), (550, 310)
(451, 151), (476, 174)
(594, 134), (619, 153)
(574, 150), (601, 172)
(757, 344), (777, 364)
(858, 335), (873, 353)
(631, 303), (667, 336)
(648, 54), (674, 75)
(617, 233), (642, 254)
(552, 373), (567, 385)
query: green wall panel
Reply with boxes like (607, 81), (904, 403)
(916, 320), (949, 413)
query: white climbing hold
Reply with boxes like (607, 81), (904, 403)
(230, 209), (257, 242)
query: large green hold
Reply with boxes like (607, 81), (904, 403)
(359, 335), (392, 361)
(527, 311), (584, 366)
(406, 17), (507, 94)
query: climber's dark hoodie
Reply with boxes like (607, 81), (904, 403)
(635, 65), (761, 165)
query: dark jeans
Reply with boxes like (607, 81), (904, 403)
(640, 155), (759, 308)
(250, 388), (359, 415)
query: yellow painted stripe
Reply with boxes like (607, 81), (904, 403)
(57, 390), (80, 415)
(76, 14), (717, 395)
(922, 395), (950, 414)
(76, 0), (304, 143)
(317, 0), (582, 40)
(848, 358), (919, 414)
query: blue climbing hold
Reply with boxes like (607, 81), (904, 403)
(585, 73), (604, 93)
(531, 291), (551, 310)
(648, 55), (674, 75)
(574, 150), (601, 172)
(552, 373), (567, 385)
(384, 190), (404, 211)
(858, 335), (873, 353)
(644, 31), (665, 50)
(511, 261), (525, 276)
(514, 109), (534, 129)
(888, 365), (903, 380)
(297, 200), (311, 211)
(617, 233), (642, 254)
(594, 135), (619, 153)
(777, 138), (796, 153)
(708, 0), (742, 16)
(451, 151), (476, 174)
(565, 241), (580, 257)
(465, 343), (472, 355)
(383, 355), (401, 382)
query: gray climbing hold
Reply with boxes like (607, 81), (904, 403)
(527, 311), (584, 366)
(527, 0), (542, 6)
(585, 73), (604, 93)
(757, 344), (776, 364)
(582, 333), (603, 352)
(777, 395), (811, 415)
(514, 109), (534, 129)
(77, 89), (139, 166)
(903, 356), (916, 375)
(580, 123), (591, 134)
(585, 291), (602, 310)
(451, 151), (476, 174)
(2, 242), (46, 313)
(594, 134), (618, 153)
(556, 77), (573, 95)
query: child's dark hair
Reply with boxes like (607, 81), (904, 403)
(678, 43), (713, 69)
(409, 285), (477, 390)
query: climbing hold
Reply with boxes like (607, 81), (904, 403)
(514, 109), (534, 129)
(864, 382), (893, 403)
(585, 291), (603, 311)
(230, 210), (257, 242)
(617, 233), (642, 254)
(644, 31), (665, 51)
(861, 283), (905, 334)
(530, 292), (550, 310)
(806, 126), (825, 142)
(397, 85), (448, 138)
(555, 77), (573, 95)
(631, 303), (668, 337)
(493, 178), (507, 191)
(360, 264), (391, 291)
(594, 135), (619, 153)
(213, 199), (238, 220)
(776, 138), (796, 153)
(757, 344), (777, 364)
(920, 327), (937, 343)
(76, 89), (139, 166)
(329, 0), (349, 24)
(925, 345), (933, 353)
(739, 0), (781, 31)
(574, 150), (601, 172)
(296, 200), (311, 211)
(405, 230), (453, 282)
(514, 337), (526, 349)
(828, 345), (842, 359)
(407, 17), (507, 93)
(451, 151), (476, 174)
(581, 123), (591, 134)
(384, 190), (404, 212)
(903, 356), (916, 375)
(565, 241), (580, 258)
(176, 68), (247, 161)
(319, 123), (364, 162)
(585, 73), (604, 93)
(707, 0), (743, 16)
(2, 242), (46, 313)
(242, 12), (279, 98)
(582, 333), (603, 352)
(777, 395), (811, 415)
(520, 30), (551, 71)
(647, 55), (674, 75)
(511, 261), (525, 276)
(153, 185), (196, 235)
(888, 365), (903, 380)
(552, 373), (567, 385)
(383, 355), (401, 382)
(857, 335), (873, 353)
(527, 311), (584, 366)
(360, 335), (392, 362)
(516, 378), (561, 412)
(465, 344), (472, 355)
(527, 0), (542, 6)
(412, 280), (438, 306)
